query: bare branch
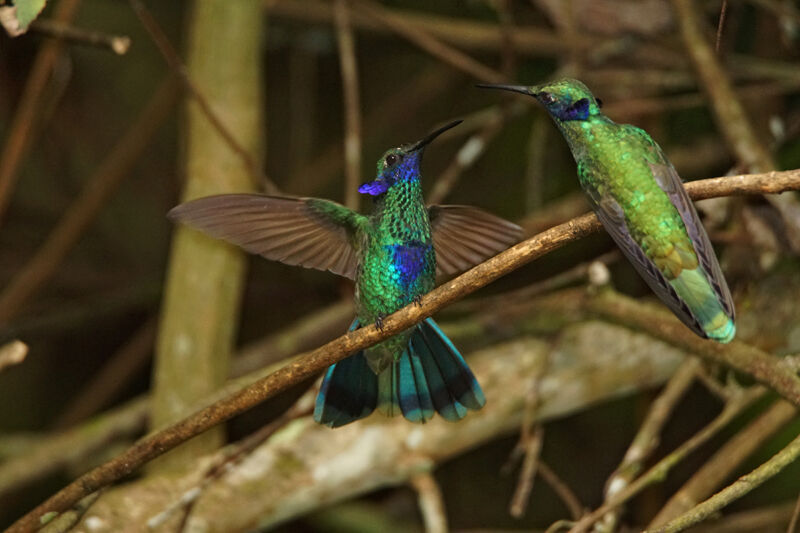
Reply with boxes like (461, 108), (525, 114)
(566, 385), (765, 533)
(596, 359), (701, 532)
(647, 431), (800, 533)
(128, 0), (278, 194)
(9, 168), (800, 533)
(410, 473), (448, 533)
(351, 0), (505, 83)
(0, 0), (82, 226)
(649, 399), (798, 527)
(29, 19), (131, 55)
(0, 77), (180, 322)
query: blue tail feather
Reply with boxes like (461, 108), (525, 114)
(314, 320), (378, 428)
(416, 318), (485, 413)
(314, 317), (485, 428)
(396, 344), (435, 423)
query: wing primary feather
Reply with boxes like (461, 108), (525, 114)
(168, 193), (365, 280)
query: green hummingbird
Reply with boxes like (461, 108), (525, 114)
(478, 78), (735, 343)
(169, 120), (523, 426)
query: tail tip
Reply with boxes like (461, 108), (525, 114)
(706, 319), (736, 344)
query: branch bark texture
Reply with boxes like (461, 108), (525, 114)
(8, 168), (800, 533)
(76, 322), (686, 531)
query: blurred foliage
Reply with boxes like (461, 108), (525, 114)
(1, 0), (799, 530)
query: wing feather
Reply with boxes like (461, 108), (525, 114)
(168, 194), (366, 279)
(589, 190), (707, 337)
(646, 155), (735, 319)
(429, 205), (522, 276)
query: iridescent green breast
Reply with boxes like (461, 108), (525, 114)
(355, 179), (435, 370)
(569, 119), (697, 277)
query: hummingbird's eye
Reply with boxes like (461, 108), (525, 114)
(596, 97), (604, 108)
(385, 153), (400, 167)
(538, 92), (556, 105)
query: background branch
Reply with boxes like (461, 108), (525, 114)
(71, 321), (687, 531)
(9, 168), (800, 533)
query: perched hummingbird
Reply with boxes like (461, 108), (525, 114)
(478, 79), (735, 343)
(169, 121), (523, 427)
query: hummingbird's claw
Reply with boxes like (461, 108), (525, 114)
(375, 315), (385, 331)
(413, 295), (423, 307)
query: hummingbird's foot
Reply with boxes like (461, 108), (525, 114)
(374, 315), (385, 331)
(413, 294), (423, 307)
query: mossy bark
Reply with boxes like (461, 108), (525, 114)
(150, 0), (264, 472)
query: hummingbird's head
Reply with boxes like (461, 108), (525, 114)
(358, 120), (462, 197)
(477, 78), (603, 122)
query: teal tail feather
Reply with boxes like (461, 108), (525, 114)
(314, 318), (486, 428)
(671, 268), (736, 343)
(314, 320), (378, 428)
(378, 318), (486, 423)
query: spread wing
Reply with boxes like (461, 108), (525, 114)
(643, 144), (735, 320)
(168, 194), (367, 280)
(428, 205), (523, 276)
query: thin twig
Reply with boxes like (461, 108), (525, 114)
(509, 424), (545, 518)
(508, 345), (549, 519)
(290, 67), (459, 196)
(127, 0), (278, 194)
(0, 398), (148, 504)
(351, 0), (505, 83)
(39, 492), (102, 533)
(334, 0), (362, 210)
(647, 431), (800, 533)
(428, 110), (507, 204)
(672, 0), (800, 255)
(539, 462), (585, 521)
(453, 251), (615, 313)
(789, 491), (800, 533)
(565, 386), (765, 533)
(715, 0), (729, 54)
(0, 77), (180, 323)
(29, 19), (131, 54)
(0, 0), (82, 226)
(595, 359), (701, 533)
(649, 399), (798, 527)
(8, 168), (800, 533)
(266, 0), (678, 66)
(410, 472), (449, 533)
(161, 396), (314, 532)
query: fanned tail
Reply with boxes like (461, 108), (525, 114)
(378, 318), (486, 423)
(314, 320), (378, 428)
(314, 318), (486, 428)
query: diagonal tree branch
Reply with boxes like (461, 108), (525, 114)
(8, 167), (800, 533)
(646, 430), (800, 533)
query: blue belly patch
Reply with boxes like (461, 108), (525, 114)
(386, 241), (431, 290)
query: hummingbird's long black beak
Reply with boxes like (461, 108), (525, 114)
(408, 119), (462, 153)
(475, 83), (532, 96)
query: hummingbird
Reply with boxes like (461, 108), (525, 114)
(169, 120), (523, 427)
(478, 79), (735, 343)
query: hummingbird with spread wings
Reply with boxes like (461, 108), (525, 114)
(169, 120), (523, 427)
(479, 79), (735, 343)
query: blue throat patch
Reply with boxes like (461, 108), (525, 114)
(358, 178), (393, 196)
